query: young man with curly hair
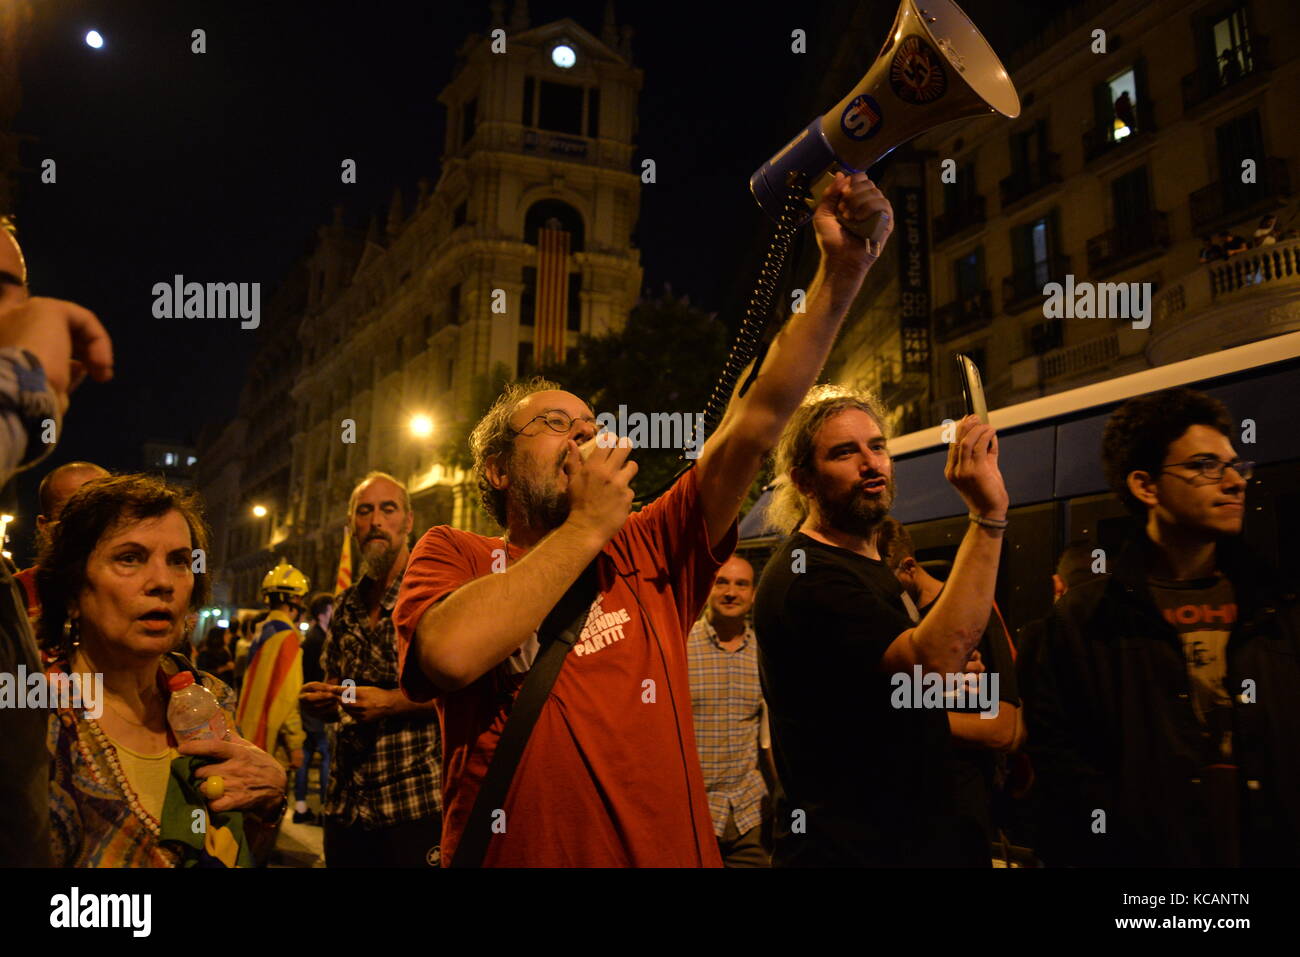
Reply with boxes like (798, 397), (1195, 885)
(1026, 387), (1300, 866)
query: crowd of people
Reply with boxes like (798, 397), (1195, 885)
(1, 166), (1296, 870)
(1198, 213), (1297, 264)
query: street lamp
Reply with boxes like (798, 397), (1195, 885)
(251, 504), (268, 518)
(409, 414), (434, 439)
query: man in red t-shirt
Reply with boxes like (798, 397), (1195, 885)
(392, 172), (894, 867)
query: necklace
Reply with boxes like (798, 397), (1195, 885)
(77, 716), (163, 838)
(103, 697), (159, 730)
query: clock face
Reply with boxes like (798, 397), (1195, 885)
(552, 44), (576, 69)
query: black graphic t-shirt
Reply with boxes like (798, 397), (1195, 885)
(1148, 574), (1237, 761)
(1147, 573), (1240, 865)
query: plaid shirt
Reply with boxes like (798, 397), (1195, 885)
(687, 617), (768, 837)
(321, 569), (442, 827)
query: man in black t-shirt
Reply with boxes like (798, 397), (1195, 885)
(754, 386), (1009, 866)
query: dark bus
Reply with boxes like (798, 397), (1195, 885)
(739, 329), (1300, 641)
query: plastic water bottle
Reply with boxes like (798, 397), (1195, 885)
(166, 671), (230, 742)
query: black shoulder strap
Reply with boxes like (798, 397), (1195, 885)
(450, 561), (599, 868)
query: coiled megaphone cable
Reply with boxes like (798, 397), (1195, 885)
(636, 171), (812, 505)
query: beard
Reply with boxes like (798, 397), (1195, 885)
(358, 534), (402, 580)
(508, 446), (571, 532)
(815, 475), (896, 538)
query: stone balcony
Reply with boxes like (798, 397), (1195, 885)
(460, 122), (637, 173)
(1147, 238), (1300, 365)
(1008, 323), (1150, 395)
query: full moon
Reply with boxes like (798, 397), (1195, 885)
(85, 30), (105, 49)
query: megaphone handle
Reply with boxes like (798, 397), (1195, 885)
(840, 209), (891, 252)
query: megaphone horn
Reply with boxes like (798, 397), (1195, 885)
(751, 0), (1021, 236)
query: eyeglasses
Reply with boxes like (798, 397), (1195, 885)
(509, 410), (597, 437)
(1159, 458), (1255, 482)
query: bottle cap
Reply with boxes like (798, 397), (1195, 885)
(167, 671), (196, 691)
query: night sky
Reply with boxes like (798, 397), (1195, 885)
(7, 0), (1085, 560)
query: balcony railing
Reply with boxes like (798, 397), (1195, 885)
(1190, 157), (1291, 231)
(1086, 210), (1170, 277)
(933, 288), (993, 341)
(1181, 36), (1270, 112)
(1147, 237), (1300, 363)
(461, 123), (635, 171)
(522, 129), (589, 159)
(1206, 238), (1300, 297)
(999, 152), (1063, 210)
(1002, 254), (1071, 314)
(1040, 331), (1120, 381)
(932, 195), (987, 245)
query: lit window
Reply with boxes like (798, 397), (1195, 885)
(1107, 69), (1137, 142)
(163, 452), (176, 466)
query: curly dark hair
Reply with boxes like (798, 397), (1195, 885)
(1101, 387), (1234, 518)
(36, 473), (211, 658)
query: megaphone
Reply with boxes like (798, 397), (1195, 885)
(750, 0), (1020, 236)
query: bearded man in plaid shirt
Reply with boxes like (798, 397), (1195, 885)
(300, 472), (443, 868)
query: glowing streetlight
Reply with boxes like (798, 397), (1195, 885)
(251, 504), (268, 518)
(85, 30), (104, 49)
(409, 414), (434, 439)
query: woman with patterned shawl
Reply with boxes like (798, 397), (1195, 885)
(37, 474), (288, 866)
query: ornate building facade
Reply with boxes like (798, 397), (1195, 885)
(203, 6), (644, 603)
(822, 0), (1299, 433)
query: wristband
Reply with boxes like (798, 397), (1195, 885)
(969, 512), (1008, 530)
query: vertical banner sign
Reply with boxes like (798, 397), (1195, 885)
(896, 185), (932, 373)
(535, 225), (571, 365)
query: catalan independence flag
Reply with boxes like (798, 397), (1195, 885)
(235, 611), (302, 757)
(334, 529), (352, 596)
(535, 225), (570, 365)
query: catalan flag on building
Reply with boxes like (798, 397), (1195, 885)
(535, 224), (570, 365)
(334, 529), (352, 596)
